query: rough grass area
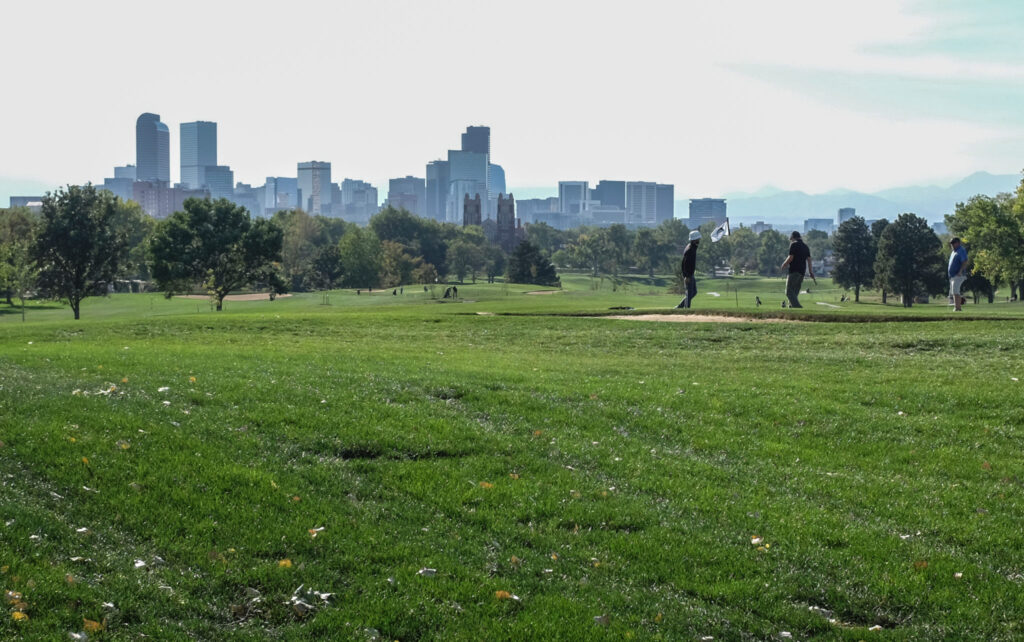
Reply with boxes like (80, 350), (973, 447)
(2, 280), (1023, 639)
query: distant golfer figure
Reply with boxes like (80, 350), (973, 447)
(780, 231), (814, 308)
(948, 237), (968, 311)
(755, 296), (762, 307)
(675, 231), (701, 308)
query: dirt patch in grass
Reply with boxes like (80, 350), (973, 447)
(604, 313), (799, 323)
(175, 293), (293, 301)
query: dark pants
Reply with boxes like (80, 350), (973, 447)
(786, 272), (804, 308)
(678, 276), (697, 308)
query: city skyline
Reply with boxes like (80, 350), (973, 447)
(2, 1), (1023, 206)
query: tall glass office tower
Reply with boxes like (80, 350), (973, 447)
(180, 121), (218, 189)
(136, 113), (170, 183)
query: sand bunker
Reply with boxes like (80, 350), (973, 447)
(526, 290), (561, 295)
(176, 293), (292, 301)
(604, 314), (797, 323)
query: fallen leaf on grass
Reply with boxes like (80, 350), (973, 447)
(494, 590), (520, 601)
(509, 473), (520, 480)
(750, 536), (763, 545)
(654, 612), (663, 623)
(278, 559), (292, 568)
(116, 440), (130, 450)
(12, 611), (28, 621)
(308, 527), (325, 538)
(914, 560), (928, 570)
(982, 461), (991, 470)
(479, 481), (494, 489)
(189, 376), (196, 383)
(83, 618), (104, 632)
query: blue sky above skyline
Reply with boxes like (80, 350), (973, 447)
(1, 0), (1022, 205)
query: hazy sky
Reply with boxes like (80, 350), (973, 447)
(2, 0), (1022, 203)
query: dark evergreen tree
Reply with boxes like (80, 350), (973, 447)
(873, 213), (946, 307)
(507, 240), (559, 286)
(831, 216), (875, 302)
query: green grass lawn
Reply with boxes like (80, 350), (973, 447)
(2, 278), (1023, 639)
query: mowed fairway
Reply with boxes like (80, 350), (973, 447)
(2, 281), (1023, 639)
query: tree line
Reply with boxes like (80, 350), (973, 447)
(829, 174), (1024, 307)
(0, 185), (559, 319)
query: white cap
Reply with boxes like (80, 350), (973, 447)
(689, 231), (702, 241)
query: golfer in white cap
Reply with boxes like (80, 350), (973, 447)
(676, 230), (701, 308)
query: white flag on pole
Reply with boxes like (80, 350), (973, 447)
(711, 219), (731, 243)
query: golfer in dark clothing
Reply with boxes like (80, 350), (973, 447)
(780, 231), (814, 308)
(675, 231), (701, 308)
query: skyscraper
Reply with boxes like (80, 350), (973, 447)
(559, 181), (588, 215)
(656, 184), (674, 224)
(203, 166), (235, 201)
(447, 150), (488, 223)
(136, 113), (170, 183)
(837, 207), (856, 227)
(387, 176), (426, 216)
(180, 121), (218, 189)
(298, 161), (332, 215)
(425, 160), (449, 222)
(461, 126), (490, 155)
(592, 180), (625, 210)
(688, 198), (727, 227)
(626, 181), (658, 226)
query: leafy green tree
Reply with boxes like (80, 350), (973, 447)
(696, 222), (731, 276)
(870, 219), (891, 303)
(633, 228), (671, 277)
(0, 206), (38, 304)
(380, 240), (416, 287)
(569, 230), (615, 276)
(149, 198), (284, 311)
(32, 185), (134, 319)
(727, 227), (759, 274)
(370, 206), (451, 274)
(507, 240), (560, 286)
(525, 222), (565, 256)
(873, 213), (946, 307)
(338, 226), (382, 288)
(804, 229), (832, 261)
(605, 224), (633, 276)
(962, 272), (995, 304)
(756, 229), (789, 276)
(310, 244), (343, 289)
(946, 189), (1024, 300)
(447, 238), (484, 283)
(483, 244), (506, 283)
(112, 199), (154, 283)
(831, 216), (875, 302)
(272, 209), (328, 291)
(0, 240), (37, 320)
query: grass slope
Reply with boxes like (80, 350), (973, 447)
(1, 279), (1023, 639)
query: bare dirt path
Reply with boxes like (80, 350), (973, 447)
(603, 314), (797, 323)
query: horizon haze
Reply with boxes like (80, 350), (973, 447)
(2, 1), (1023, 207)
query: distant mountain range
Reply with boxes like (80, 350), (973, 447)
(693, 171), (1021, 227)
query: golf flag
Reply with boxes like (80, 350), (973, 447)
(710, 219), (730, 243)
